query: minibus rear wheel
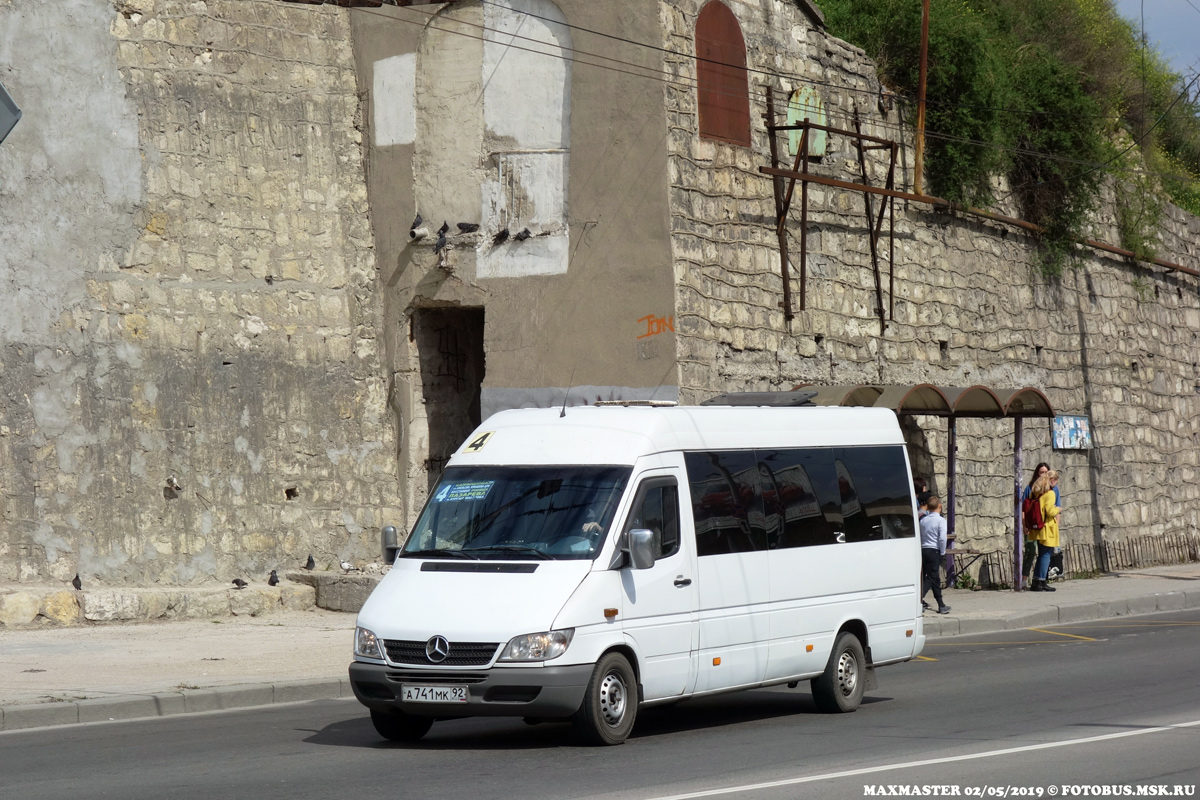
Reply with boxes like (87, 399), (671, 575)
(370, 708), (433, 742)
(811, 631), (866, 713)
(572, 652), (638, 745)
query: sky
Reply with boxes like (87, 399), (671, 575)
(1114, 0), (1200, 78)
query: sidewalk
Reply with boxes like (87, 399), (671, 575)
(2, 563), (1198, 733)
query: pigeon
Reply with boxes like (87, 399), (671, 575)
(303, 554), (315, 570)
(434, 233), (448, 254)
(437, 220), (449, 236)
(456, 222), (479, 233)
(492, 228), (510, 245)
(514, 228), (532, 241)
(268, 570), (279, 587)
(72, 573), (82, 591)
(232, 578), (248, 590)
(410, 213), (422, 230)
(341, 560), (360, 574)
(166, 475), (181, 491)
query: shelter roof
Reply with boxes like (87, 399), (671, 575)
(792, 383), (1053, 418)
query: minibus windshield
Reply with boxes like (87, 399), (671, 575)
(401, 466), (632, 560)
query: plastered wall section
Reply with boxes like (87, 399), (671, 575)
(0, 0), (400, 585)
(351, 1), (678, 528)
(660, 0), (1200, 555)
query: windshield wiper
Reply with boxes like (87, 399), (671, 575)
(462, 545), (552, 560)
(400, 548), (478, 560)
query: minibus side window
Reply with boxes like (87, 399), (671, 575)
(835, 446), (916, 542)
(684, 451), (768, 556)
(624, 479), (680, 559)
(756, 448), (842, 548)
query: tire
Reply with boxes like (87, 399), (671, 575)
(370, 709), (433, 742)
(811, 631), (866, 714)
(572, 652), (638, 745)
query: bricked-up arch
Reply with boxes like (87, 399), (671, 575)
(696, 1), (751, 146)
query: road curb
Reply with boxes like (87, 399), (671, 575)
(925, 588), (1200, 639)
(0, 677), (353, 733)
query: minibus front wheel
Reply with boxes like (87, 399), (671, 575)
(811, 631), (866, 713)
(371, 708), (434, 742)
(572, 652), (638, 745)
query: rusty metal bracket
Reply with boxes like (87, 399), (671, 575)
(765, 103), (899, 330)
(852, 107), (888, 335)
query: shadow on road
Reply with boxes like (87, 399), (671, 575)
(302, 689), (893, 751)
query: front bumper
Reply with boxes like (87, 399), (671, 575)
(349, 661), (593, 718)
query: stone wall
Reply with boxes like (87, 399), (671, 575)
(661, 0), (1200, 557)
(0, 0), (400, 585)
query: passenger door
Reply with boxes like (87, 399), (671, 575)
(684, 451), (771, 693)
(617, 473), (698, 701)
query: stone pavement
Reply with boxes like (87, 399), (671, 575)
(1, 563), (1198, 733)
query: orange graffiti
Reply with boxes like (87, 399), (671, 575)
(637, 314), (675, 339)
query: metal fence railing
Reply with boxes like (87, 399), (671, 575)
(951, 531), (1200, 590)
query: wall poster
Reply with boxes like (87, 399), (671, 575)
(1052, 414), (1092, 450)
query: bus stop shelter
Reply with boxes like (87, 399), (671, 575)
(797, 384), (1055, 591)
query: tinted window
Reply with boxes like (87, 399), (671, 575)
(684, 451), (767, 556)
(624, 480), (680, 559)
(834, 446), (915, 542)
(756, 448), (843, 549)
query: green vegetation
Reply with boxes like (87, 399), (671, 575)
(821, 0), (1200, 273)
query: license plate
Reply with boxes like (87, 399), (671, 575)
(402, 684), (469, 703)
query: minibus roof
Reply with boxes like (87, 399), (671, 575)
(450, 405), (905, 467)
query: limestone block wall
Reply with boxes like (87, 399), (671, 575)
(0, 0), (399, 585)
(660, 0), (1200, 555)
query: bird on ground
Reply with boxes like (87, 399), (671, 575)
(457, 222), (479, 233)
(232, 578), (248, 590)
(514, 228), (532, 241)
(410, 213), (422, 230)
(268, 570), (279, 587)
(434, 233), (448, 254)
(437, 220), (449, 236)
(303, 554), (315, 570)
(72, 573), (82, 591)
(492, 228), (510, 245)
(166, 475), (181, 491)
(341, 561), (360, 574)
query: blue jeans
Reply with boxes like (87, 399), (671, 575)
(1034, 543), (1054, 580)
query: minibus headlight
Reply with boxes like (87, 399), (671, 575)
(498, 629), (574, 662)
(354, 626), (384, 661)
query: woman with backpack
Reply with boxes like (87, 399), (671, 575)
(1021, 463), (1060, 588)
(1028, 470), (1061, 592)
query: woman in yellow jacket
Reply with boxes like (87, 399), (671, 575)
(1030, 470), (1061, 592)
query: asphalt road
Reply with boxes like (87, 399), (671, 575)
(3, 610), (1200, 800)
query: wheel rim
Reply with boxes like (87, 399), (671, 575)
(598, 670), (627, 726)
(836, 649), (859, 697)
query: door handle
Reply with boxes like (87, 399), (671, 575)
(674, 577), (692, 587)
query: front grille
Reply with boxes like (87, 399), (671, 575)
(384, 640), (500, 667)
(385, 672), (488, 685)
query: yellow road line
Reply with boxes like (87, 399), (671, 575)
(914, 655), (938, 661)
(1062, 621), (1200, 628)
(1028, 627), (1098, 641)
(925, 640), (1067, 646)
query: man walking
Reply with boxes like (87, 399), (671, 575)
(920, 496), (952, 614)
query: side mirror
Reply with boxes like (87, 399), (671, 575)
(381, 525), (403, 564)
(626, 528), (657, 570)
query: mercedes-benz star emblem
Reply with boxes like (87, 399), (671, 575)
(425, 635), (450, 663)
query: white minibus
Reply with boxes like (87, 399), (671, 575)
(350, 400), (925, 745)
